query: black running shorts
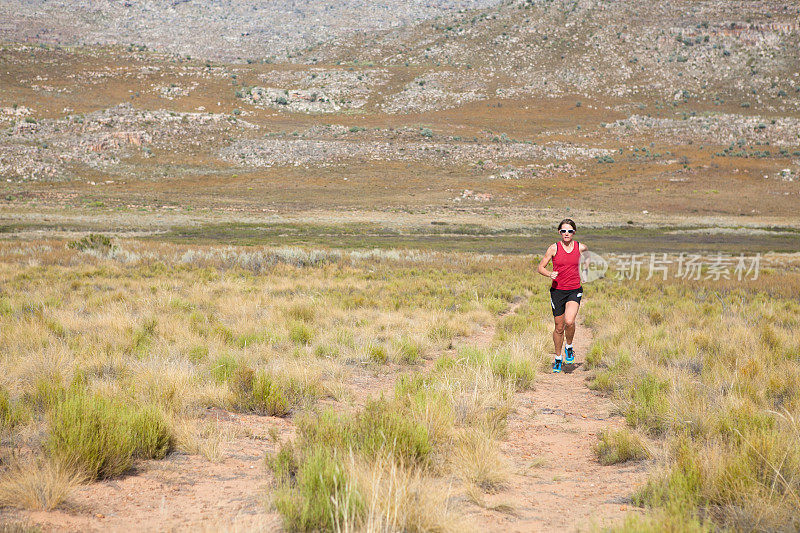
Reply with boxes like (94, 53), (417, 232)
(550, 286), (583, 317)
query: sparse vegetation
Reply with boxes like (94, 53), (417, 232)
(585, 277), (800, 530)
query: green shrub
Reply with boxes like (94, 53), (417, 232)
(274, 447), (363, 531)
(594, 429), (649, 465)
(67, 233), (113, 252)
(434, 354), (457, 371)
(633, 438), (702, 511)
(29, 377), (66, 414)
(299, 400), (432, 466)
(1, 387), (30, 429)
(212, 323), (235, 344)
(489, 349), (536, 390)
(352, 400), (432, 464)
(235, 331), (267, 348)
(589, 350), (632, 392)
(614, 510), (710, 533)
(231, 367), (318, 417)
(187, 345), (208, 362)
(0, 297), (12, 316)
(394, 373), (427, 398)
(460, 347), (535, 389)
(368, 343), (388, 364)
(130, 404), (174, 459)
(289, 321), (313, 345)
(313, 343), (339, 359)
(267, 441), (299, 484)
(47, 392), (173, 480)
(394, 337), (423, 364)
(427, 321), (454, 342)
(588, 369), (616, 392)
(497, 313), (529, 335)
(128, 317), (157, 357)
(0, 387), (12, 427)
(211, 354), (238, 383)
(250, 371), (290, 416)
(585, 341), (605, 369)
(625, 373), (670, 435)
(47, 393), (135, 479)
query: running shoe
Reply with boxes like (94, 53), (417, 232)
(565, 346), (575, 364)
(552, 358), (562, 373)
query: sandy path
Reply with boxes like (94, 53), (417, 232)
(469, 304), (648, 532)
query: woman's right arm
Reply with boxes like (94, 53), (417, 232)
(538, 244), (559, 280)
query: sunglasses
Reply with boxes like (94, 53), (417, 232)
(559, 229), (575, 234)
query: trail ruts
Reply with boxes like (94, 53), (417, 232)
(467, 299), (649, 532)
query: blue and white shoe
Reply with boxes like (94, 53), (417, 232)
(565, 346), (575, 364)
(552, 358), (562, 373)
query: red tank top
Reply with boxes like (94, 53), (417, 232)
(551, 241), (581, 290)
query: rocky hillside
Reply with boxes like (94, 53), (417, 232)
(1, 0), (798, 220)
(292, 0), (800, 108)
(0, 0), (500, 62)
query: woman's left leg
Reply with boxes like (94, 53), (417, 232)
(563, 300), (580, 346)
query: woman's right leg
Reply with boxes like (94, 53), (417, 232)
(553, 314), (566, 358)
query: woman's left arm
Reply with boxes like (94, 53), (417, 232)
(579, 242), (588, 253)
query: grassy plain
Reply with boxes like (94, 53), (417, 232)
(0, 237), (551, 530)
(0, 235), (797, 530)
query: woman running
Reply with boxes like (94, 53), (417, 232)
(537, 218), (586, 373)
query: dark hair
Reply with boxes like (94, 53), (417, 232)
(558, 218), (576, 232)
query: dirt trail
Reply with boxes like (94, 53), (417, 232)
(469, 302), (648, 532)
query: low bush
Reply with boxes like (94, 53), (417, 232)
(624, 373), (669, 435)
(231, 367), (320, 417)
(394, 337), (423, 364)
(210, 354), (238, 383)
(289, 321), (313, 345)
(368, 343), (389, 364)
(67, 233), (113, 252)
(298, 400), (432, 467)
(130, 404), (174, 459)
(269, 398), (434, 530)
(273, 447), (363, 532)
(47, 392), (174, 480)
(594, 429), (649, 465)
(460, 347), (535, 390)
(1, 387), (30, 429)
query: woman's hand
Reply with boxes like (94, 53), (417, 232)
(550, 271), (559, 280)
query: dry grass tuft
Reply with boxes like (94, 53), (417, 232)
(353, 455), (468, 533)
(450, 428), (510, 492)
(0, 458), (84, 511)
(174, 418), (230, 463)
